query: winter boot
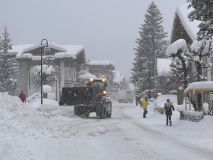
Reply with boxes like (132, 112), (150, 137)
(170, 121), (172, 126)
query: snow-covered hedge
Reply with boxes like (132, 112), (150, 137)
(180, 110), (204, 122)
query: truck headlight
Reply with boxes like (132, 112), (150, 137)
(103, 90), (107, 94)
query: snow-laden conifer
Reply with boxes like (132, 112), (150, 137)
(0, 27), (16, 95)
(132, 2), (168, 96)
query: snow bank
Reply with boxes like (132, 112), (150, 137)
(30, 98), (58, 110)
(0, 93), (105, 139)
(166, 39), (187, 56)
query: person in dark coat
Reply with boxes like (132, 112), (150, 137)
(164, 98), (175, 126)
(19, 91), (26, 103)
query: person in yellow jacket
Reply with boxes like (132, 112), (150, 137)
(140, 97), (149, 118)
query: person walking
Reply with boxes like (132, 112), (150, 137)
(19, 91), (26, 103)
(140, 97), (149, 118)
(164, 98), (175, 126)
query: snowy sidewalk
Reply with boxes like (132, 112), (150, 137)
(124, 102), (213, 151)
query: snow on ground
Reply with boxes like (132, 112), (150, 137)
(124, 101), (213, 151)
(1, 93), (213, 160)
(0, 93), (110, 160)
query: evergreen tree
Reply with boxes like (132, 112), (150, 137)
(0, 27), (16, 95)
(132, 1), (168, 97)
(188, 0), (213, 40)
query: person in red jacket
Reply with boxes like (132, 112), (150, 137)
(19, 91), (26, 103)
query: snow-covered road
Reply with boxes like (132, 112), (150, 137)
(5, 102), (211, 160)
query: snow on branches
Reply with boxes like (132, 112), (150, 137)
(167, 39), (191, 89)
(32, 65), (56, 89)
(188, 0), (213, 40)
(190, 40), (213, 81)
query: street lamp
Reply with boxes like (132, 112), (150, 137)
(40, 39), (49, 105)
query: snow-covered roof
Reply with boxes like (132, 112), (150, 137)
(87, 60), (113, 66)
(54, 52), (76, 59)
(79, 72), (97, 79)
(112, 70), (124, 84)
(185, 81), (213, 94)
(10, 44), (33, 55)
(157, 58), (172, 76)
(166, 39), (187, 56)
(23, 43), (66, 53)
(13, 43), (84, 60)
(176, 4), (200, 41)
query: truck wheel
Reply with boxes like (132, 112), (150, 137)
(107, 103), (112, 118)
(96, 110), (101, 119)
(59, 99), (64, 106)
(102, 107), (107, 118)
(74, 106), (79, 115)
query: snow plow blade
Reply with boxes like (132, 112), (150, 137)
(59, 87), (93, 106)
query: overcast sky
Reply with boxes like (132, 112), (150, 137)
(0, 0), (186, 78)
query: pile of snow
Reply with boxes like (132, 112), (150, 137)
(43, 85), (52, 93)
(166, 39), (187, 56)
(79, 72), (97, 80)
(157, 58), (172, 76)
(0, 92), (105, 139)
(185, 81), (213, 93)
(87, 60), (113, 66)
(30, 98), (58, 110)
(176, 4), (200, 41)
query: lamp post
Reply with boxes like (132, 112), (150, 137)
(40, 39), (49, 105)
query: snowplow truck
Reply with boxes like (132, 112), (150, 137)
(59, 79), (112, 119)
